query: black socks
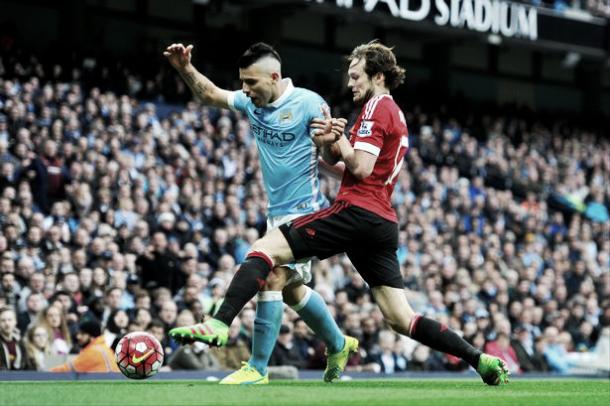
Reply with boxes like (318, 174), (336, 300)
(213, 254), (273, 326)
(410, 315), (482, 368)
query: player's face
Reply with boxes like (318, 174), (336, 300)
(348, 58), (374, 105)
(239, 65), (275, 107)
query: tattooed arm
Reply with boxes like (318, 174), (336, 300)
(163, 43), (231, 109)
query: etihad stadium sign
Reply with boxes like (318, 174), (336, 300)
(306, 0), (538, 41)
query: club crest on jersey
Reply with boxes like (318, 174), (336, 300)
(279, 110), (293, 124)
(358, 120), (373, 137)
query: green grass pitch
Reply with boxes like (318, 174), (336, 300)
(1, 379), (608, 406)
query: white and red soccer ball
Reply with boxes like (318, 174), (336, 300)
(115, 332), (164, 379)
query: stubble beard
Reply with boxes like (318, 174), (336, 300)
(355, 84), (375, 106)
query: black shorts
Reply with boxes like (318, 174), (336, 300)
(279, 201), (403, 289)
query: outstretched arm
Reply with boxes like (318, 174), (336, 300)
(163, 43), (231, 109)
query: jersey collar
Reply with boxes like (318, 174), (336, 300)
(268, 78), (294, 109)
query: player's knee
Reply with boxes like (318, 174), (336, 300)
(384, 312), (414, 336)
(264, 266), (289, 291)
(387, 319), (410, 336)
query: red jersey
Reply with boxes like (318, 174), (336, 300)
(336, 94), (409, 223)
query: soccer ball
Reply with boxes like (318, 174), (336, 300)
(115, 332), (164, 379)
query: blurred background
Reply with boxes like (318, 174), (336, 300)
(0, 0), (608, 377)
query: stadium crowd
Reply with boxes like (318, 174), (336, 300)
(521, 0), (610, 16)
(0, 47), (608, 376)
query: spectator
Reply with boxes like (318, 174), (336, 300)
(136, 231), (182, 294)
(81, 296), (105, 327)
(174, 283), (202, 312)
(26, 139), (70, 213)
(90, 268), (109, 297)
(360, 318), (381, 356)
(35, 304), (72, 356)
(50, 320), (119, 372)
(146, 318), (171, 364)
(24, 325), (51, 370)
(484, 332), (521, 374)
(292, 318), (317, 365)
(202, 277), (225, 316)
(17, 292), (45, 334)
(16, 272), (46, 313)
(101, 287), (123, 326)
(58, 272), (82, 306)
(542, 326), (570, 373)
(134, 308), (152, 330)
(511, 326), (538, 372)
(0, 306), (33, 370)
(204, 229), (234, 271)
(133, 290), (152, 312)
(158, 297), (179, 329)
(365, 330), (408, 374)
(188, 299), (205, 325)
(15, 256), (36, 289)
(0, 271), (20, 308)
(407, 345), (445, 371)
(531, 335), (551, 372)
(269, 324), (307, 370)
(104, 309), (129, 350)
(168, 341), (221, 371)
(571, 321), (595, 351)
(211, 319), (250, 370)
(237, 307), (256, 350)
(342, 310), (364, 344)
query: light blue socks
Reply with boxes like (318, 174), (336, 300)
(249, 291), (283, 375)
(292, 286), (344, 354)
(249, 286), (346, 376)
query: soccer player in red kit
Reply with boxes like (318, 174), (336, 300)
(171, 41), (509, 385)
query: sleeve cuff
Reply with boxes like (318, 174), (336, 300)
(227, 91), (238, 112)
(354, 141), (380, 156)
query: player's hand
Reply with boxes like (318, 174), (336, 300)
(311, 116), (347, 144)
(311, 117), (347, 145)
(163, 43), (194, 70)
(332, 117), (348, 139)
(323, 105), (347, 141)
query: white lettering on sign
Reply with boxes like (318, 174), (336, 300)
(306, 0), (538, 41)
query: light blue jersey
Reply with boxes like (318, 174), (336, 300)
(228, 79), (329, 217)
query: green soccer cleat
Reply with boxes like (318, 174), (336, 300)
(219, 362), (269, 385)
(477, 353), (510, 385)
(169, 318), (229, 347)
(323, 336), (359, 383)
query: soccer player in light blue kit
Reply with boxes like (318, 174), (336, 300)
(164, 42), (358, 384)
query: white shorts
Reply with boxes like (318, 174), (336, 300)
(267, 214), (313, 285)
